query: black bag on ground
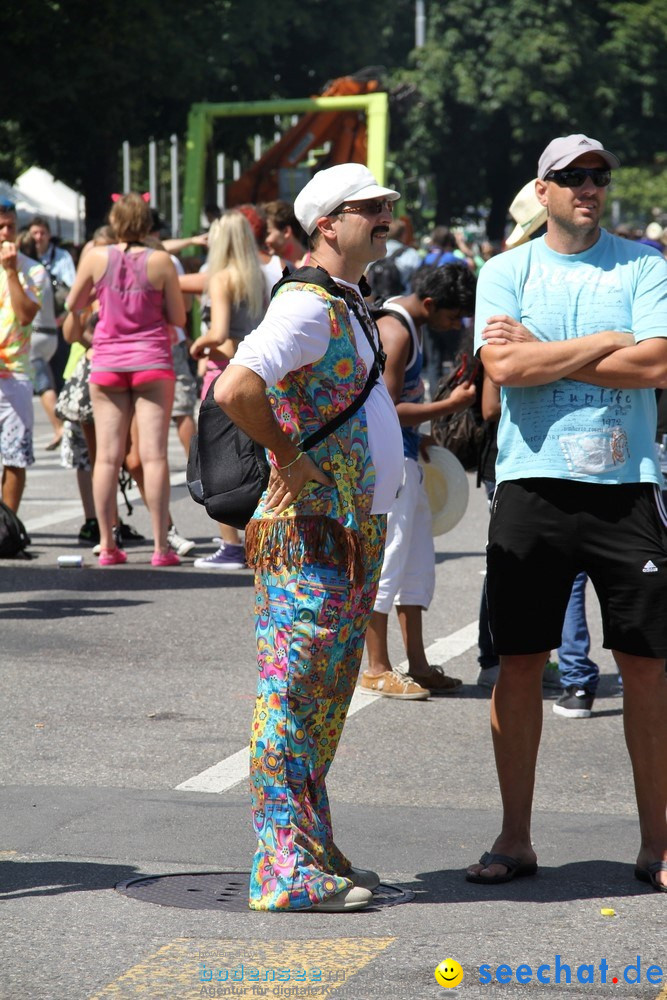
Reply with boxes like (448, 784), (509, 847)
(187, 265), (386, 531)
(0, 500), (31, 558)
(431, 352), (485, 471)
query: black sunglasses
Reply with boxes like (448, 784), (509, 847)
(332, 199), (395, 217)
(545, 167), (612, 188)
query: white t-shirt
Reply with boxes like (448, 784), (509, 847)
(231, 277), (403, 514)
(260, 255), (284, 302)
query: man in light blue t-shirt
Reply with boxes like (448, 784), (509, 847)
(465, 134), (667, 893)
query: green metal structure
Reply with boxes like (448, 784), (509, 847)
(181, 93), (390, 236)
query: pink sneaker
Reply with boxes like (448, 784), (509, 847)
(98, 547), (127, 567)
(151, 550), (181, 567)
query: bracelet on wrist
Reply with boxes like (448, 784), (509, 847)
(277, 452), (304, 472)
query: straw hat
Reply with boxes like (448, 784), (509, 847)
(419, 446), (469, 536)
(505, 179), (548, 248)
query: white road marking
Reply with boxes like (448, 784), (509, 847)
(175, 620), (479, 794)
(22, 471), (187, 533)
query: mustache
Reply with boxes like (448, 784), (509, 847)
(371, 225), (389, 238)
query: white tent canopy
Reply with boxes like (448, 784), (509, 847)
(0, 179), (43, 223)
(13, 167), (85, 244)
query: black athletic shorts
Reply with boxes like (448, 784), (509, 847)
(486, 478), (667, 658)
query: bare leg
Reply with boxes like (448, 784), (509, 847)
(397, 605), (429, 674)
(76, 468), (96, 520)
(124, 415), (143, 495)
(81, 422), (96, 468)
(218, 523), (242, 545)
(365, 610), (393, 676)
(175, 414), (195, 458)
(133, 380), (174, 556)
(126, 414), (179, 532)
(89, 384), (133, 552)
(466, 651), (546, 879)
(2, 466), (26, 512)
(39, 389), (63, 442)
(614, 650), (667, 889)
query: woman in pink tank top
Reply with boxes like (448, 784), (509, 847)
(66, 193), (186, 567)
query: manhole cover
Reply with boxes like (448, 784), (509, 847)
(115, 872), (413, 911)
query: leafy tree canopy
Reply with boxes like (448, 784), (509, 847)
(1, 0), (665, 237)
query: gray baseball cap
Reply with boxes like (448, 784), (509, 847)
(538, 134), (620, 179)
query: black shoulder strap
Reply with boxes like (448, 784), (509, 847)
(260, 264), (386, 449)
(270, 264), (343, 301)
(271, 263), (385, 374)
(43, 244), (56, 273)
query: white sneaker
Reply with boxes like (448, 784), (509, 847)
(193, 539), (247, 570)
(308, 886), (372, 912)
(167, 524), (196, 556)
(477, 664), (500, 689)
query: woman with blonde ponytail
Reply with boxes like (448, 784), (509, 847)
(188, 209), (267, 569)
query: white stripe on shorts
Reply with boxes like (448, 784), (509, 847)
(653, 483), (667, 528)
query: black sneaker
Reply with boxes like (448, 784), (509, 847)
(553, 686), (595, 719)
(78, 518), (100, 546)
(117, 519), (145, 544)
(92, 525), (124, 556)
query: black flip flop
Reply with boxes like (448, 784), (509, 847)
(466, 851), (538, 885)
(634, 861), (667, 893)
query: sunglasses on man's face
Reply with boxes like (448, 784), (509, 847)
(333, 199), (395, 217)
(545, 167), (612, 188)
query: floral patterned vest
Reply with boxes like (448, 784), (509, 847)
(244, 280), (378, 583)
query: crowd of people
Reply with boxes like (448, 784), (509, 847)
(1, 134), (666, 908)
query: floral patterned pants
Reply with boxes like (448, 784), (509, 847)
(248, 514), (386, 910)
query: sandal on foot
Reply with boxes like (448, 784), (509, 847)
(466, 851), (538, 885)
(634, 861), (667, 893)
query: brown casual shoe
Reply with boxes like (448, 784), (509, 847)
(360, 670), (429, 700)
(408, 664), (462, 695)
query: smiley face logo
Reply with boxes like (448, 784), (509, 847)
(435, 959), (464, 988)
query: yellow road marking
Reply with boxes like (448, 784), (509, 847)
(91, 937), (395, 999)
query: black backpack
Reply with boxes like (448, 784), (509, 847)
(0, 501), (31, 558)
(365, 247), (407, 302)
(44, 245), (70, 318)
(187, 379), (271, 530)
(431, 353), (486, 472)
(187, 265), (385, 530)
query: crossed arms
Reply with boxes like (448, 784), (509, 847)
(479, 315), (667, 390)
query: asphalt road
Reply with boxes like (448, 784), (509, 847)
(1, 408), (665, 1000)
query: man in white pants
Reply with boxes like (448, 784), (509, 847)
(362, 263), (477, 698)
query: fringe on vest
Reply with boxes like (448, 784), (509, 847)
(245, 515), (365, 586)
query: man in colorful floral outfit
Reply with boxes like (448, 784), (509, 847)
(216, 164), (404, 911)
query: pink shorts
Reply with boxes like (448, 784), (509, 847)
(90, 369), (175, 389)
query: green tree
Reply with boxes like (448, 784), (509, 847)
(605, 161), (667, 225)
(390, 0), (667, 238)
(1, 0), (414, 231)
